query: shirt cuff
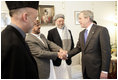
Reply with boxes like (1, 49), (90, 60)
(102, 71), (108, 74)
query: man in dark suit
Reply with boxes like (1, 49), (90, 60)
(68, 10), (111, 79)
(1, 1), (39, 79)
(47, 14), (74, 78)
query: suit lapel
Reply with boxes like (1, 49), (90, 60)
(29, 34), (48, 48)
(84, 24), (96, 50)
(40, 34), (48, 48)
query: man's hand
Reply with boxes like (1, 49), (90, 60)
(58, 49), (68, 60)
(100, 72), (108, 79)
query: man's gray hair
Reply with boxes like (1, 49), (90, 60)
(79, 10), (94, 22)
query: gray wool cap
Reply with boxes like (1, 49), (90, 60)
(53, 14), (65, 21)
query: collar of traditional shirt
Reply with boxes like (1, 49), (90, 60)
(86, 23), (93, 35)
(31, 33), (45, 44)
(57, 26), (65, 39)
(10, 23), (26, 38)
(31, 33), (41, 38)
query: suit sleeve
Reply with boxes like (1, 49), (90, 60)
(47, 40), (61, 52)
(26, 40), (58, 60)
(68, 33), (81, 58)
(100, 27), (111, 72)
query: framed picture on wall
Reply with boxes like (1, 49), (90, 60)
(74, 11), (80, 25)
(38, 5), (55, 26)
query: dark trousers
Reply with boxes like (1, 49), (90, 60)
(83, 68), (90, 79)
(83, 68), (100, 79)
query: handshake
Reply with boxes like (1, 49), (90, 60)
(57, 48), (68, 60)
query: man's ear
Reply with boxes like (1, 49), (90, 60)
(87, 17), (90, 21)
(22, 13), (28, 22)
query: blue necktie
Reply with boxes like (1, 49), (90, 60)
(84, 29), (88, 44)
